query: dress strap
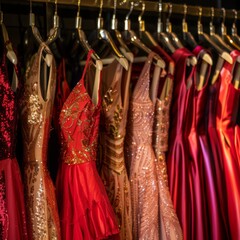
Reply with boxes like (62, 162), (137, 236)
(81, 49), (94, 81)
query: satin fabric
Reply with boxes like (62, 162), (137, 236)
(188, 45), (227, 240)
(215, 50), (240, 240)
(167, 48), (195, 240)
(56, 50), (119, 240)
(0, 51), (28, 240)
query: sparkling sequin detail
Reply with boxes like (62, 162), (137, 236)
(20, 44), (61, 239)
(99, 61), (132, 239)
(0, 171), (8, 240)
(125, 53), (159, 239)
(152, 76), (183, 240)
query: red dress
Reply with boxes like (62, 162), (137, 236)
(215, 50), (240, 240)
(167, 48), (195, 240)
(0, 51), (28, 239)
(56, 50), (119, 240)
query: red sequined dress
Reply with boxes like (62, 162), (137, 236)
(0, 50), (28, 239)
(56, 50), (119, 240)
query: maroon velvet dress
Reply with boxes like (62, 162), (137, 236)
(167, 48), (195, 240)
(0, 51), (28, 239)
(215, 50), (240, 240)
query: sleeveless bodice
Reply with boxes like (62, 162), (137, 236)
(20, 46), (56, 165)
(60, 69), (101, 165)
(0, 52), (18, 160)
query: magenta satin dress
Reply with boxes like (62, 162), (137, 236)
(167, 48), (195, 240)
(188, 46), (227, 240)
(215, 50), (240, 240)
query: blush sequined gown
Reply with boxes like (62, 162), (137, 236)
(20, 43), (61, 239)
(125, 52), (159, 239)
(99, 60), (132, 240)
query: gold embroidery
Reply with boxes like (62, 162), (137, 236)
(28, 93), (43, 125)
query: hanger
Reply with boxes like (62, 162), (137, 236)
(155, 0), (176, 54)
(0, 11), (17, 65)
(197, 7), (232, 64)
(164, 3), (197, 66)
(182, 4), (212, 66)
(209, 7), (233, 53)
(88, 0), (128, 71)
(110, 0), (133, 63)
(0, 9), (18, 92)
(220, 8), (240, 51)
(231, 9), (240, 46)
(165, 3), (185, 49)
(122, 1), (165, 69)
(75, 0), (102, 71)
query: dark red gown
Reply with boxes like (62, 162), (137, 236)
(167, 48), (195, 240)
(215, 50), (240, 240)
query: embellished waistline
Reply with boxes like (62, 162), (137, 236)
(64, 156), (94, 165)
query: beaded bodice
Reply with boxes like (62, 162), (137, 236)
(20, 44), (56, 165)
(60, 51), (101, 165)
(127, 54), (155, 147)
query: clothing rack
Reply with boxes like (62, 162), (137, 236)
(30, 0), (240, 20)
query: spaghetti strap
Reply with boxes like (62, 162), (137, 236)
(81, 49), (94, 81)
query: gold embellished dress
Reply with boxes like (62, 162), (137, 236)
(99, 60), (132, 240)
(125, 52), (159, 239)
(152, 72), (183, 240)
(20, 44), (61, 239)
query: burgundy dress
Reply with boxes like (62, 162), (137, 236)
(215, 50), (240, 240)
(167, 48), (195, 240)
(0, 50), (28, 240)
(56, 50), (119, 240)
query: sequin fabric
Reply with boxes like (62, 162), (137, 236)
(152, 75), (183, 240)
(0, 171), (7, 240)
(56, 50), (119, 239)
(20, 44), (61, 239)
(99, 60), (132, 239)
(125, 52), (159, 239)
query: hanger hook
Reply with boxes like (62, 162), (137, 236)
(98, 0), (103, 19)
(113, 0), (117, 19)
(211, 7), (214, 22)
(183, 4), (187, 21)
(232, 9), (237, 25)
(77, 0), (81, 17)
(30, 0), (32, 14)
(138, 1), (145, 22)
(54, 0), (58, 15)
(167, 3), (172, 21)
(221, 8), (226, 24)
(125, 1), (135, 20)
(198, 6), (202, 23)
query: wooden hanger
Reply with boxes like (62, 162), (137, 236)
(121, 1), (165, 69)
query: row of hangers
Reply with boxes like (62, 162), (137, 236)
(2, 0), (240, 98)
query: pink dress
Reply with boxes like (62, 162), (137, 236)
(125, 52), (159, 239)
(56, 50), (119, 240)
(0, 48), (28, 240)
(99, 60), (132, 240)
